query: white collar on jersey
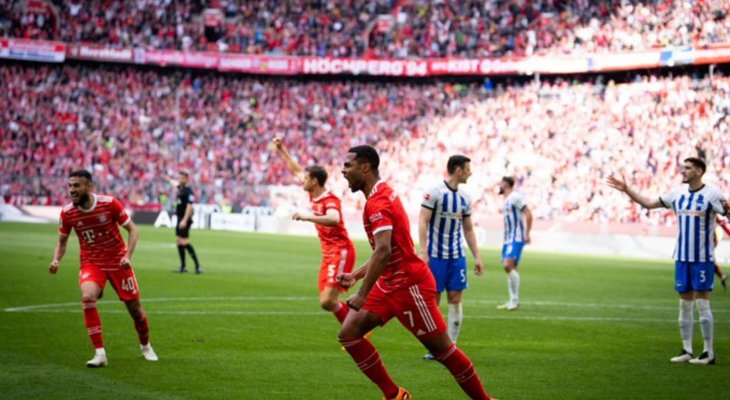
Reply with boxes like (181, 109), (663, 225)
(312, 190), (331, 202)
(78, 194), (98, 213)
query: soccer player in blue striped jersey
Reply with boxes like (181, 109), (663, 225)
(608, 157), (729, 365)
(497, 176), (533, 311)
(418, 155), (484, 360)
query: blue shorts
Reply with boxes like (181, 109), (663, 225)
(675, 261), (715, 293)
(428, 256), (468, 293)
(502, 242), (525, 266)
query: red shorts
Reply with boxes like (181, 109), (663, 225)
(319, 246), (356, 292)
(362, 274), (447, 340)
(79, 264), (141, 302)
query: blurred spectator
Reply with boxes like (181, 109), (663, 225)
(1, 1), (728, 57)
(1, 62), (728, 226)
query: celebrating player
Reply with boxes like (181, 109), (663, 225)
(608, 157), (728, 365)
(49, 170), (157, 367)
(338, 145), (494, 400)
(419, 155), (484, 360)
(272, 138), (356, 324)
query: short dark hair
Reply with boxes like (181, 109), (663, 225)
(684, 157), (706, 174)
(447, 155), (471, 175)
(502, 176), (515, 188)
(180, 171), (189, 178)
(305, 165), (328, 186)
(69, 169), (93, 182)
(348, 145), (380, 171)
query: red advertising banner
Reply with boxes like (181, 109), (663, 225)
(0, 38), (65, 62)
(52, 38), (730, 77)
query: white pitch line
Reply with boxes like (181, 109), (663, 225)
(4, 308), (730, 324)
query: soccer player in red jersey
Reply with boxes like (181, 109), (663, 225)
(273, 138), (356, 324)
(337, 146), (495, 400)
(49, 170), (157, 367)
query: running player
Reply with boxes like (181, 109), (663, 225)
(497, 176), (532, 310)
(419, 155), (484, 360)
(338, 145), (495, 400)
(49, 170), (158, 367)
(608, 157), (728, 365)
(273, 138), (356, 324)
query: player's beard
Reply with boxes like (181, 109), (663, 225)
(498, 187), (504, 195)
(73, 192), (89, 207)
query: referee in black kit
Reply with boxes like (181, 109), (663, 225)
(168, 171), (202, 274)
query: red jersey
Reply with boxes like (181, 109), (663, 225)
(310, 190), (353, 257)
(59, 194), (130, 270)
(363, 181), (431, 293)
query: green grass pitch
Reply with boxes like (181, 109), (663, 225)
(1, 222), (728, 399)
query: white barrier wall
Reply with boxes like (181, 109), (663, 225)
(3, 204), (730, 263)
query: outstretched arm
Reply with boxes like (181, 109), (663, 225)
(607, 173), (663, 209)
(272, 137), (305, 182)
(293, 209), (341, 227)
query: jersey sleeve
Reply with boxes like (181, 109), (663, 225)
(111, 198), (131, 226)
(659, 190), (678, 210)
(463, 192), (473, 217)
(512, 192), (527, 211)
(323, 198), (341, 216)
(709, 187), (727, 215)
(187, 188), (196, 204)
(367, 197), (394, 235)
(421, 185), (439, 210)
(58, 210), (71, 236)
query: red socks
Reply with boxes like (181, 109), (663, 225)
(134, 312), (150, 345)
(435, 344), (491, 400)
(333, 301), (350, 324)
(82, 300), (103, 349)
(339, 337), (399, 399)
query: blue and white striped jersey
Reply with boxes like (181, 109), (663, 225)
(503, 191), (527, 244)
(422, 181), (472, 260)
(660, 184), (727, 262)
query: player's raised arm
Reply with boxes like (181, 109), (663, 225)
(607, 173), (663, 209)
(272, 137), (305, 182)
(49, 234), (69, 274)
(462, 215), (484, 276)
(347, 229), (392, 310)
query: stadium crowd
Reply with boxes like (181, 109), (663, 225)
(1, 62), (729, 225)
(1, 0), (729, 57)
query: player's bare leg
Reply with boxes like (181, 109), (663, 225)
(80, 282), (106, 367)
(320, 286), (350, 323)
(338, 310), (401, 399)
(125, 299), (158, 361)
(498, 260), (520, 310)
(420, 333), (493, 399)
